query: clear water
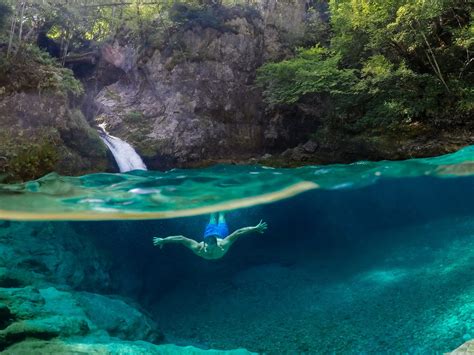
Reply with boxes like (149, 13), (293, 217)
(0, 146), (473, 219)
(1, 147), (474, 353)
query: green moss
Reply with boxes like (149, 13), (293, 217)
(125, 111), (144, 121)
(54, 110), (108, 176)
(0, 128), (60, 183)
(104, 88), (121, 102)
(0, 45), (83, 97)
(164, 49), (193, 70)
(136, 139), (166, 158)
(66, 110), (107, 155)
(169, 3), (259, 33)
(0, 107), (108, 182)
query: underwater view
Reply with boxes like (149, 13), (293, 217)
(0, 147), (473, 353)
(0, 0), (473, 353)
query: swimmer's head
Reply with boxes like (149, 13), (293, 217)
(204, 235), (218, 247)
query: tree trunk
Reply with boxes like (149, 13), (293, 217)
(7, 3), (19, 58)
(15, 1), (27, 54)
(62, 29), (70, 66)
(419, 29), (450, 92)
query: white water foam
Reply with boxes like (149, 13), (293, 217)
(98, 125), (147, 173)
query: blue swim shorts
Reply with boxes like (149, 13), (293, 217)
(203, 222), (229, 239)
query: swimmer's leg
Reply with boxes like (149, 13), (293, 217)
(217, 212), (229, 238)
(209, 213), (217, 225)
(218, 212), (226, 224)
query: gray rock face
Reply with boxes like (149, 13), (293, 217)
(95, 2), (309, 169)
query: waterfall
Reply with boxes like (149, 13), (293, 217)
(98, 125), (147, 173)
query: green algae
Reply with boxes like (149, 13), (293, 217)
(0, 146), (473, 221)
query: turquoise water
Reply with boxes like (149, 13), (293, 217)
(0, 147), (474, 353)
(0, 146), (473, 219)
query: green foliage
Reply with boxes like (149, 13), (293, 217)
(354, 56), (445, 127)
(0, 128), (60, 183)
(0, 45), (83, 97)
(0, 0), (11, 30)
(301, 7), (330, 47)
(125, 110), (144, 121)
(66, 109), (108, 157)
(257, 46), (357, 105)
(257, 0), (474, 130)
(170, 3), (226, 31)
(169, 2), (259, 33)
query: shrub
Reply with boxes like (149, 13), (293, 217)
(0, 45), (83, 97)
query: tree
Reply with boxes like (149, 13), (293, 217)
(257, 0), (474, 129)
(0, 0), (11, 30)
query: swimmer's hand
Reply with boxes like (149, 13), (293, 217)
(153, 237), (164, 248)
(253, 220), (268, 234)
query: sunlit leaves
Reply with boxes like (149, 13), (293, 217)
(258, 0), (473, 128)
(256, 46), (357, 105)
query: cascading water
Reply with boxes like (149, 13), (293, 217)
(98, 124), (147, 173)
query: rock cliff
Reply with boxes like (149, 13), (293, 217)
(95, 2), (311, 169)
(0, 92), (108, 182)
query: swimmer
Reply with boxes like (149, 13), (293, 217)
(153, 212), (267, 260)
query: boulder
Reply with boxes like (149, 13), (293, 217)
(0, 222), (112, 290)
(0, 286), (164, 351)
(450, 339), (474, 354)
(75, 291), (163, 343)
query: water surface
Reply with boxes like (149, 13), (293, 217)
(1, 147), (474, 353)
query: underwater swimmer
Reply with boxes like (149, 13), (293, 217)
(153, 212), (267, 260)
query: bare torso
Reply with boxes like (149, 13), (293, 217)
(191, 239), (232, 260)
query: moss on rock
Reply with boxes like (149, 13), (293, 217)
(0, 94), (108, 182)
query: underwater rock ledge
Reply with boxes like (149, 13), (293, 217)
(0, 219), (254, 354)
(0, 285), (254, 354)
(450, 339), (474, 354)
(3, 339), (255, 355)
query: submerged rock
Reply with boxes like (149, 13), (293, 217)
(0, 222), (170, 352)
(0, 286), (164, 351)
(2, 338), (256, 354)
(75, 292), (163, 343)
(450, 339), (474, 353)
(0, 223), (111, 290)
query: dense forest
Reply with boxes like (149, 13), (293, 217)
(258, 0), (474, 133)
(0, 0), (167, 95)
(0, 0), (472, 181)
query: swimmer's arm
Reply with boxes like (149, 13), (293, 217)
(223, 220), (267, 245)
(153, 235), (201, 251)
